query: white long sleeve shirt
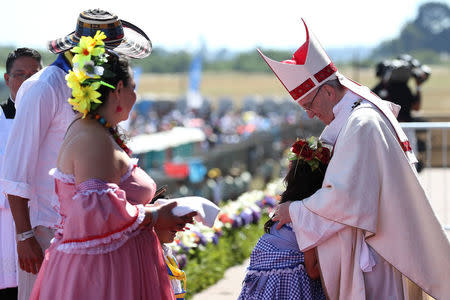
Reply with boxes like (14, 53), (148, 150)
(0, 65), (74, 228)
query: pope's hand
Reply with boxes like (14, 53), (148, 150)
(272, 201), (292, 230)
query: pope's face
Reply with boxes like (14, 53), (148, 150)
(298, 84), (336, 125)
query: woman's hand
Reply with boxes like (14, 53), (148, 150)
(272, 201), (292, 230)
(146, 202), (197, 231)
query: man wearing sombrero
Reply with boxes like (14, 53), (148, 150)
(0, 9), (151, 300)
(270, 19), (450, 299)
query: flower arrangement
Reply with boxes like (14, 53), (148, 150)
(288, 136), (331, 171)
(65, 30), (115, 118)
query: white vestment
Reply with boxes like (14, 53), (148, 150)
(290, 91), (450, 300)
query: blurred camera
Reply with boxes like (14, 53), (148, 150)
(375, 54), (431, 84)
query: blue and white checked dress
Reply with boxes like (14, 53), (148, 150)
(238, 224), (325, 300)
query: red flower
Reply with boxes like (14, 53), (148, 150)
(301, 147), (314, 160)
(292, 140), (307, 155)
(315, 147), (331, 164)
(219, 213), (234, 224)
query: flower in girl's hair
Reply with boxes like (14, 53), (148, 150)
(315, 147), (331, 164)
(292, 139), (307, 155)
(288, 137), (331, 171)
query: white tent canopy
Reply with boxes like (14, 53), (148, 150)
(128, 127), (206, 154)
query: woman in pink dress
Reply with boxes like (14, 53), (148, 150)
(30, 33), (195, 299)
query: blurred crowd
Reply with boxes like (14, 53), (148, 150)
(127, 96), (306, 149)
(125, 96), (314, 203)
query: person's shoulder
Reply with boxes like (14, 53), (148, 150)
(346, 104), (386, 132)
(70, 123), (114, 157)
(65, 122), (120, 183)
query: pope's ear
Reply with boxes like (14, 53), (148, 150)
(323, 84), (333, 97)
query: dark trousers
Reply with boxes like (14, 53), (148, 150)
(0, 287), (18, 300)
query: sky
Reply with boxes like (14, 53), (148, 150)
(2, 0), (449, 52)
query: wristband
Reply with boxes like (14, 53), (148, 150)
(16, 229), (35, 242)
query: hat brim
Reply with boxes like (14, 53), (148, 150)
(47, 20), (152, 59)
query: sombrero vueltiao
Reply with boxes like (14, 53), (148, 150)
(48, 9), (152, 59)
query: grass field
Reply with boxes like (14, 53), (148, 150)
(137, 66), (450, 116)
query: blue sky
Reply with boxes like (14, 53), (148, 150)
(2, 0), (448, 52)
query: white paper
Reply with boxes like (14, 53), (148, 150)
(155, 196), (220, 227)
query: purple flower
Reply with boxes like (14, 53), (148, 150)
(178, 241), (190, 253)
(251, 210), (261, 223)
(193, 231), (207, 246)
(263, 196), (277, 208)
(240, 211), (253, 225)
(232, 216), (243, 229)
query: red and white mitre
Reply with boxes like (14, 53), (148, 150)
(258, 19), (417, 163)
(258, 19), (338, 102)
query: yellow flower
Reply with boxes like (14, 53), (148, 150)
(72, 37), (94, 68)
(65, 70), (90, 90)
(71, 31), (106, 68)
(93, 30), (106, 47)
(66, 31), (109, 117)
(68, 82), (102, 118)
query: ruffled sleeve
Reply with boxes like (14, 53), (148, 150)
(56, 179), (146, 255)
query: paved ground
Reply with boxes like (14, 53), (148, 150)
(192, 258), (249, 300)
(192, 168), (450, 299)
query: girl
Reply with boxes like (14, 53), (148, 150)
(239, 137), (330, 300)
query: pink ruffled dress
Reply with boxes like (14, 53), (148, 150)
(30, 159), (175, 300)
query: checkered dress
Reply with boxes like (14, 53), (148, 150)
(238, 225), (325, 300)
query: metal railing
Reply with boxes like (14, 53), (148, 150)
(400, 122), (450, 231)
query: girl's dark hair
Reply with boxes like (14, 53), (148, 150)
(264, 160), (328, 233)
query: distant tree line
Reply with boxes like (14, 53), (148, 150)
(0, 2), (448, 74)
(371, 1), (450, 62)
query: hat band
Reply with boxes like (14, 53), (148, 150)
(314, 62), (337, 83)
(75, 20), (124, 42)
(289, 62), (338, 100)
(290, 78), (315, 100)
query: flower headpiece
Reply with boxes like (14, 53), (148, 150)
(288, 137), (331, 172)
(65, 30), (115, 118)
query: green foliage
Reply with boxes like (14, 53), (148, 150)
(371, 2), (450, 59)
(129, 47), (293, 74)
(131, 47), (192, 73)
(183, 215), (269, 299)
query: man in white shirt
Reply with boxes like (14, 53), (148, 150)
(260, 19), (450, 299)
(0, 9), (152, 300)
(0, 48), (42, 300)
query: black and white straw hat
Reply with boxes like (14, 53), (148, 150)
(48, 9), (152, 59)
